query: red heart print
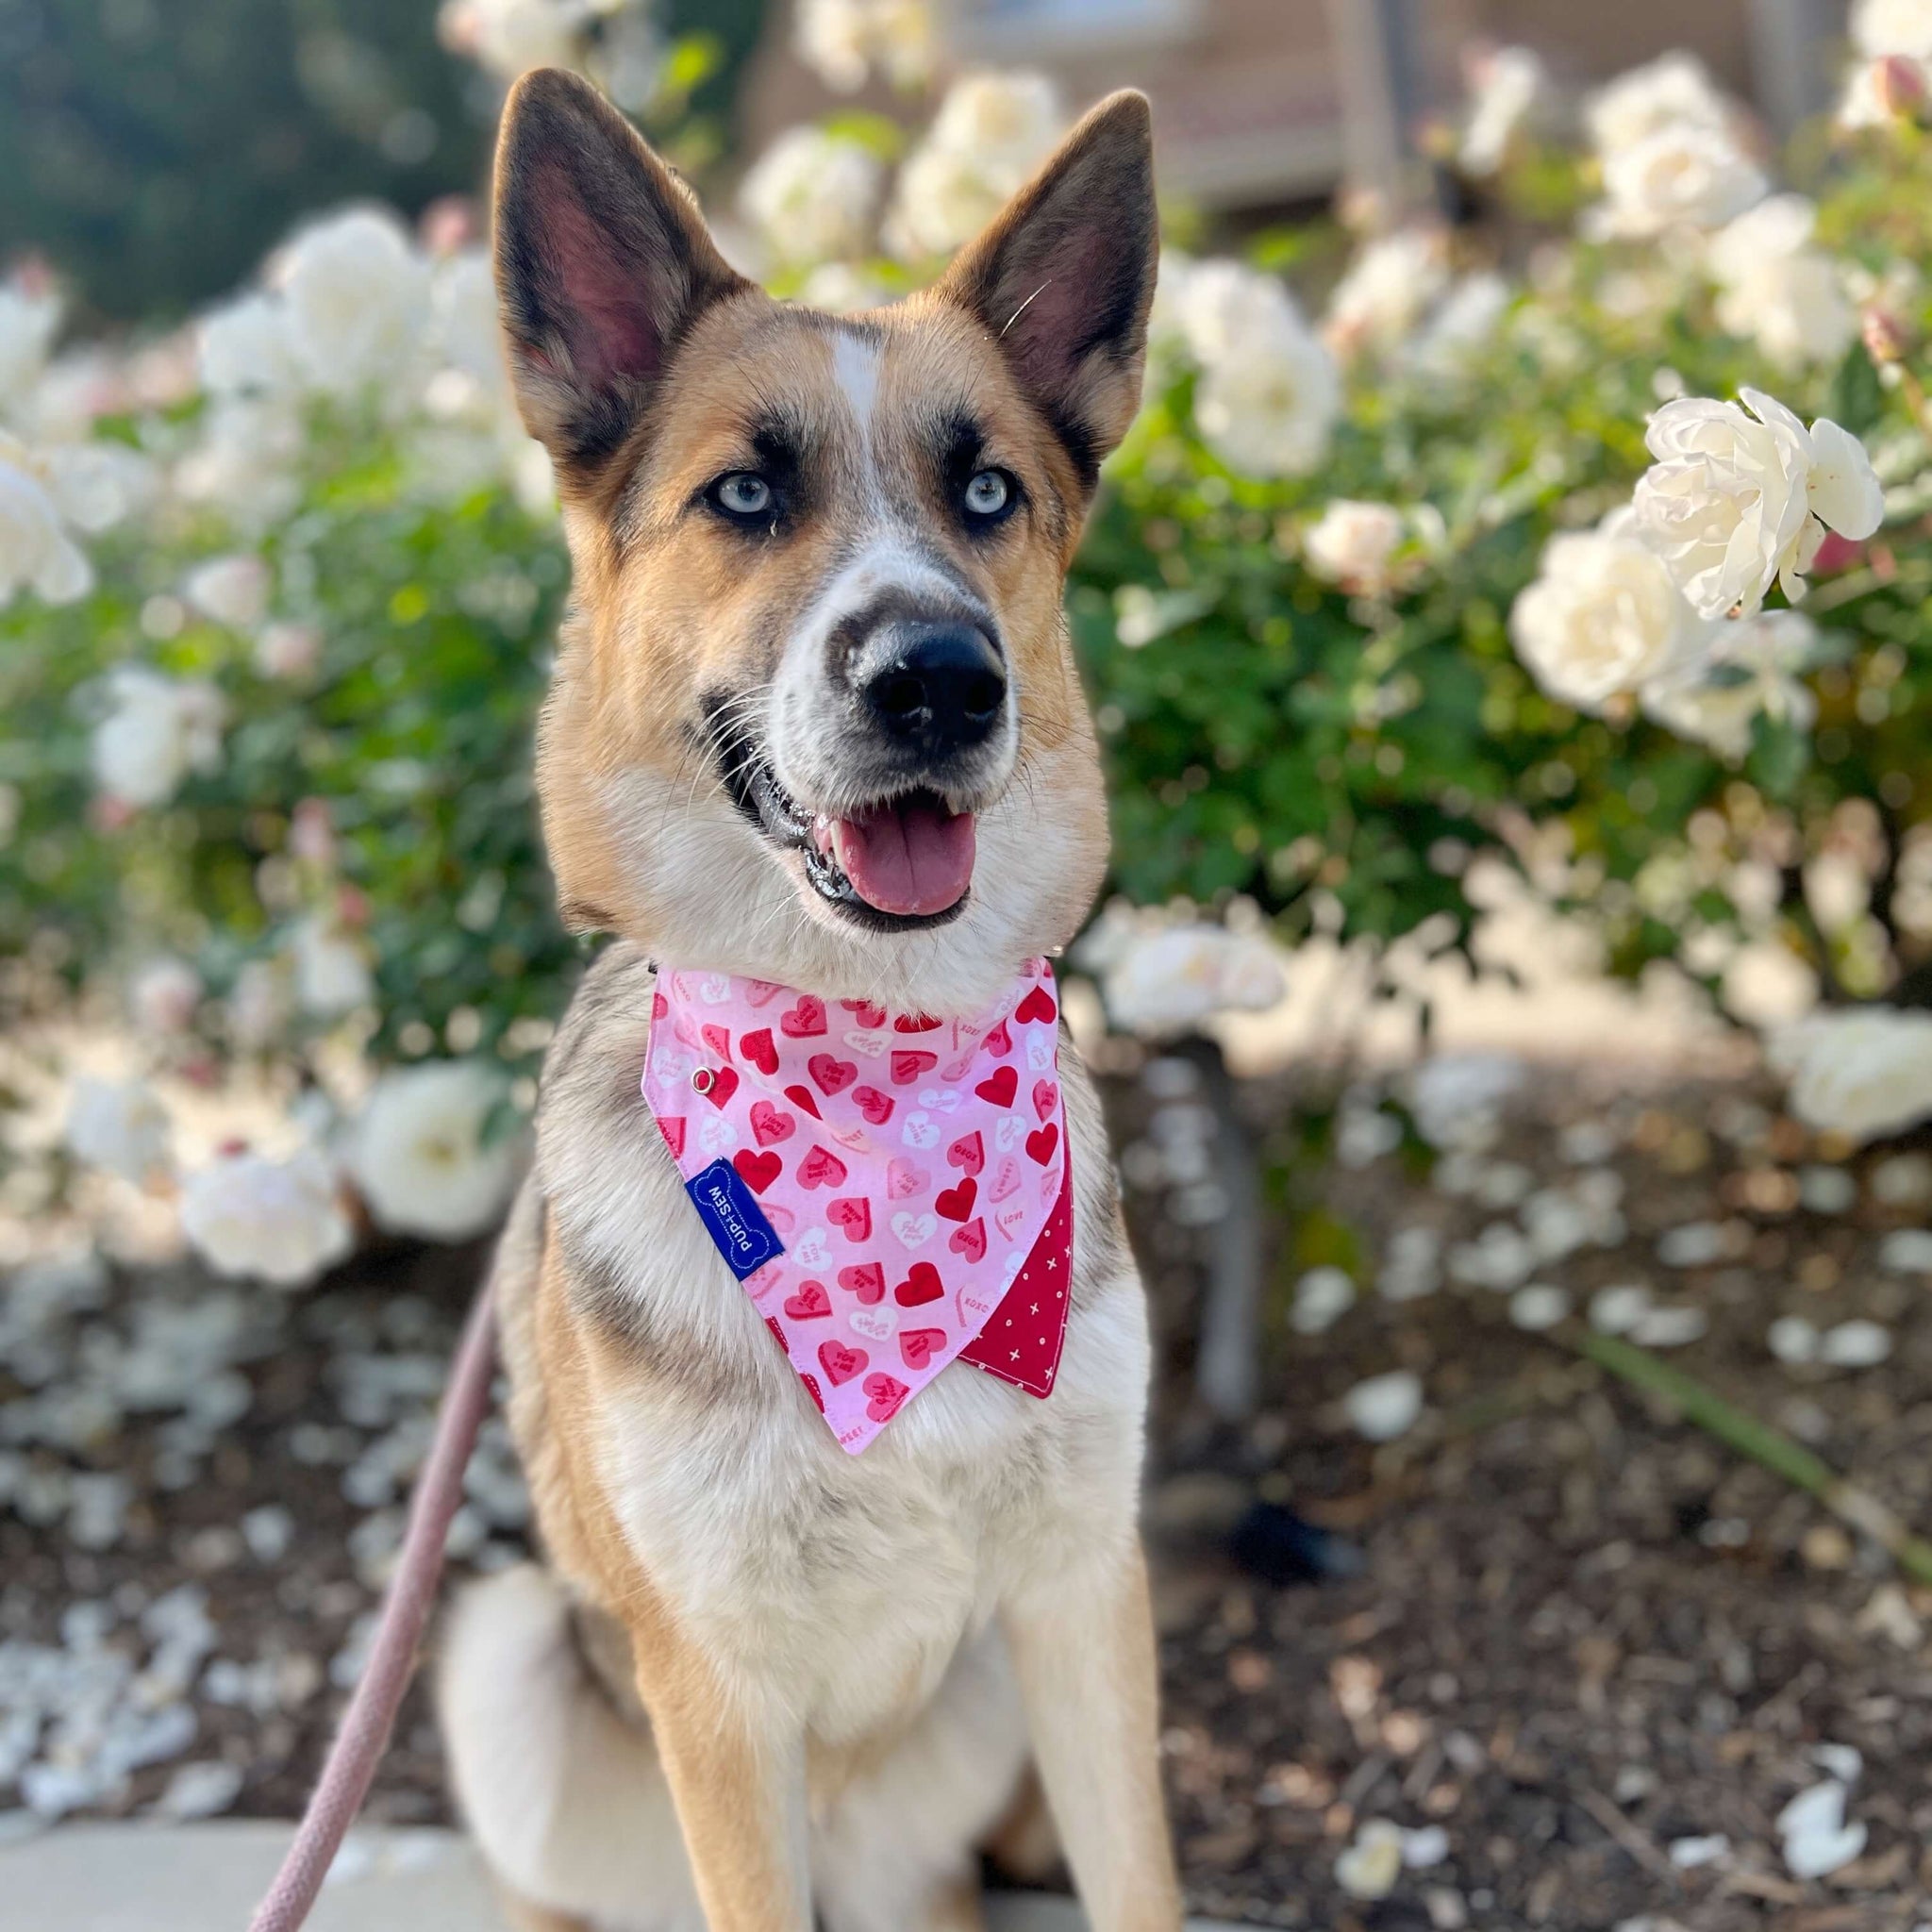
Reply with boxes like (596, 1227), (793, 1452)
(887, 1158), (929, 1200)
(749, 1102), (795, 1148)
(852, 1085), (894, 1124)
(701, 1023), (733, 1062)
(827, 1196), (872, 1241)
(819, 1340), (867, 1386)
(840, 999), (887, 1028)
(935, 1177), (977, 1223)
(808, 1055), (858, 1095)
(1024, 1123), (1058, 1167)
(946, 1131), (984, 1176)
(1015, 986), (1058, 1025)
(893, 1011), (942, 1033)
(1032, 1080), (1058, 1123)
(658, 1116), (687, 1158)
(797, 1145), (848, 1191)
(702, 1066), (740, 1108)
(891, 1050), (938, 1085)
(733, 1148), (782, 1194)
(895, 1262), (944, 1307)
(982, 1019), (1011, 1058)
(974, 1066), (1017, 1108)
(652, 990), (669, 1021)
(899, 1327), (945, 1372)
(948, 1218), (987, 1263)
(741, 1027), (778, 1075)
(784, 1281), (832, 1321)
(863, 1373), (908, 1423)
(779, 995), (826, 1038)
(839, 1262), (884, 1305)
(802, 1373), (824, 1412)
(784, 1083), (822, 1120)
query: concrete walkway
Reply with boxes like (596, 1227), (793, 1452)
(0, 1823), (1243, 1930)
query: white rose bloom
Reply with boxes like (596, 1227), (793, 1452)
(227, 958), (293, 1051)
(1707, 197), (1856, 371)
(1632, 390), (1884, 617)
(256, 621), (322, 679)
(1304, 500), (1406, 594)
(428, 249), (507, 391)
(1324, 230), (1449, 358)
(1770, 1007), (1932, 1143)
(196, 291), (298, 398)
(1842, 2), (1932, 123)
(796, 261), (889, 314)
(175, 395), (305, 530)
(66, 1075), (171, 1182)
(40, 440), (156, 531)
(1640, 608), (1819, 759)
(1179, 265), (1341, 477)
(280, 208), (432, 398)
(1407, 272), (1510, 381)
(886, 72), (1063, 259)
(130, 957), (203, 1034)
(1591, 123), (1767, 240)
(291, 913), (375, 1018)
(349, 1060), (523, 1241)
(0, 438), (92, 606)
(1101, 924), (1286, 1037)
(180, 1146), (352, 1287)
(1460, 45), (1547, 175)
(183, 553), (271, 629)
(438, 0), (591, 80)
(1509, 512), (1709, 710)
(739, 127), (884, 270)
(1586, 52), (1733, 157)
(796, 0), (934, 92)
(0, 277), (62, 417)
(90, 667), (225, 808)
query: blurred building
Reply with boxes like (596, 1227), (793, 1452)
(741, 0), (1854, 220)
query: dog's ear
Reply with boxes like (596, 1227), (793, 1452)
(492, 67), (748, 474)
(939, 90), (1158, 491)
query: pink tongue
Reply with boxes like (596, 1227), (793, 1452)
(831, 801), (976, 916)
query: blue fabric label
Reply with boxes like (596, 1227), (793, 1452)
(684, 1158), (784, 1280)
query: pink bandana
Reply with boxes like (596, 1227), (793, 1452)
(641, 959), (1073, 1454)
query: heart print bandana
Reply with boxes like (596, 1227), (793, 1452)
(641, 959), (1073, 1455)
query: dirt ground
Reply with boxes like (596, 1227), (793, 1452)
(5, 1055), (1932, 1928)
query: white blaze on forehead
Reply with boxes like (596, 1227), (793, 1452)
(831, 328), (882, 437)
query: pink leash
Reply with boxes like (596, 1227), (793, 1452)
(248, 1282), (497, 1932)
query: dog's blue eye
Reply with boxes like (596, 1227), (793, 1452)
(711, 473), (773, 518)
(963, 470), (1010, 519)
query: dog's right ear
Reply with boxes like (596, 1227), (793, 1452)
(492, 68), (747, 475)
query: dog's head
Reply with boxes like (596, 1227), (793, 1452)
(494, 71), (1156, 1013)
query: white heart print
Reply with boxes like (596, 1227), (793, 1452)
(1026, 1036), (1053, 1071)
(792, 1228), (831, 1268)
(843, 1030), (889, 1058)
(697, 1112), (735, 1156)
(916, 1087), (962, 1114)
(849, 1306), (897, 1342)
(994, 1117), (1024, 1152)
(891, 1211), (938, 1249)
(902, 1112), (941, 1149)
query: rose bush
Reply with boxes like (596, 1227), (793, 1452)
(12, 13), (1932, 1278)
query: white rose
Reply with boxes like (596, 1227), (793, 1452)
(886, 72), (1063, 260)
(1592, 123), (1767, 239)
(90, 667), (225, 808)
(438, 0), (590, 80)
(40, 441), (155, 532)
(227, 959), (293, 1051)
(66, 1075), (171, 1182)
(796, 262), (889, 314)
(0, 438), (92, 606)
(1324, 230), (1449, 358)
(196, 292), (298, 398)
(739, 127), (884, 270)
(1632, 390), (1883, 617)
(175, 395), (305, 531)
(291, 913), (375, 1018)
(795, 0), (934, 92)
(1101, 924), (1286, 1037)
(1407, 272), (1510, 381)
(183, 553), (271, 629)
(1459, 44), (1546, 175)
(256, 621), (322, 679)
(180, 1146), (353, 1287)
(1707, 198), (1856, 372)
(1586, 52), (1733, 157)
(349, 1060), (523, 1241)
(428, 249), (506, 391)
(0, 276), (62, 417)
(1770, 1007), (1932, 1143)
(1304, 500), (1406, 594)
(1640, 608), (1819, 759)
(279, 208), (431, 398)
(1509, 513), (1708, 709)
(130, 957), (203, 1034)
(1854, 0), (1932, 58)
(1178, 265), (1340, 477)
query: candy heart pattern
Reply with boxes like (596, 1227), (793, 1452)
(642, 960), (1071, 1454)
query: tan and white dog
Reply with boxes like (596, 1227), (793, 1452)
(438, 67), (1182, 1932)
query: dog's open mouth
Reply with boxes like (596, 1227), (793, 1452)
(710, 710), (975, 927)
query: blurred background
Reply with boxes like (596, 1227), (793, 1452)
(11, 0), (1932, 1926)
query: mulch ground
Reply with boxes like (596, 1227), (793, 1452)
(6, 1055), (1932, 1928)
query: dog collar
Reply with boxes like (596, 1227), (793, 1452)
(641, 959), (1073, 1455)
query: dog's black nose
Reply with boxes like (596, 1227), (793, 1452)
(858, 625), (1006, 757)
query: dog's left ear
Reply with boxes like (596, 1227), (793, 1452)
(940, 90), (1158, 490)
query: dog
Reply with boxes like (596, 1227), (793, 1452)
(437, 66), (1182, 1932)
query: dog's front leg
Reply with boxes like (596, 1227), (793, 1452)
(1001, 1540), (1183, 1931)
(632, 1632), (812, 1932)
